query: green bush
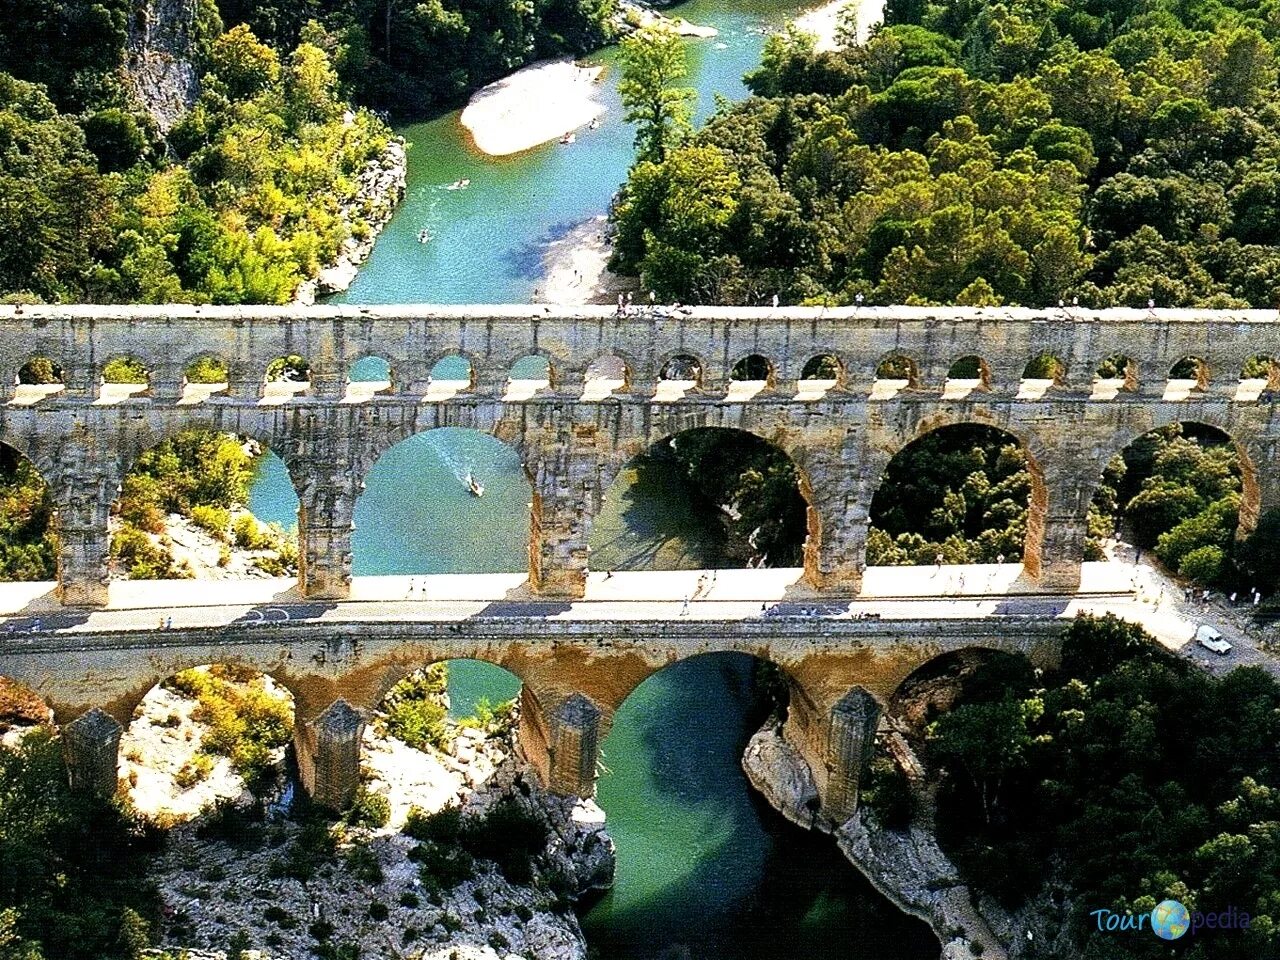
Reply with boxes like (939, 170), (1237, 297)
(409, 841), (475, 894)
(1178, 544), (1226, 584)
(461, 798), (547, 884)
(190, 504), (231, 540)
(404, 804), (462, 845)
(345, 845), (383, 884)
(102, 357), (148, 384)
(344, 787), (391, 829)
(382, 666), (450, 751)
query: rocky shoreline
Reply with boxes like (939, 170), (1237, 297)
(742, 722), (1006, 960)
(296, 136), (408, 304)
(124, 668), (613, 960)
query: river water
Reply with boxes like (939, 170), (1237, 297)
(247, 4), (939, 956)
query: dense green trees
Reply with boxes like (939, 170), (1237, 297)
(618, 25), (695, 165)
(612, 0), (1280, 307)
(867, 425), (1032, 565)
(927, 614), (1280, 957)
(213, 0), (615, 114)
(0, 449), (56, 583)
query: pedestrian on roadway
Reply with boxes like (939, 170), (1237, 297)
(604, 570), (613, 580)
(681, 596), (690, 616)
(166, 616), (173, 629)
(996, 553), (1005, 565)
(408, 578), (415, 597)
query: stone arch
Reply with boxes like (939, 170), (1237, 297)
(352, 427), (533, 576)
(1169, 355), (1209, 391)
(1095, 353), (1137, 392)
(1086, 419), (1253, 568)
(583, 354), (631, 399)
(729, 353), (774, 384)
(99, 354), (150, 400)
(800, 353), (844, 384)
(506, 353), (554, 400)
(1022, 351), (1067, 384)
(0, 674), (54, 730)
(117, 662), (297, 819)
(14, 354), (65, 404)
(1241, 354), (1280, 388)
(947, 355), (989, 382)
(867, 420), (1048, 574)
(347, 353), (394, 385)
(657, 351), (705, 385)
(108, 425), (302, 583)
(887, 647), (1039, 728)
(875, 351), (919, 387)
(588, 425), (814, 573)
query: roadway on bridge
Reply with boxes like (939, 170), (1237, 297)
(0, 562), (1268, 677)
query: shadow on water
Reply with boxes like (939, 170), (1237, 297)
(590, 452), (726, 572)
(581, 654), (938, 960)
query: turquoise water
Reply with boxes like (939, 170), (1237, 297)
(334, 0), (805, 305)
(243, 5), (939, 956)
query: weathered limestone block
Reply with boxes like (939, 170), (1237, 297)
(63, 707), (122, 796)
(742, 722), (820, 828)
(295, 699), (364, 810)
(822, 687), (882, 822)
(546, 693), (601, 798)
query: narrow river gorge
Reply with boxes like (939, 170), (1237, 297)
(248, 4), (940, 956)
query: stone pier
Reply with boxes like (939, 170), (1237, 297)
(295, 699), (365, 810)
(62, 708), (123, 797)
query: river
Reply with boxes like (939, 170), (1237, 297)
(247, 3), (939, 956)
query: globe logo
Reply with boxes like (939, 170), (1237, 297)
(1151, 900), (1190, 940)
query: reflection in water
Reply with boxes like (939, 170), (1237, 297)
(582, 654), (937, 960)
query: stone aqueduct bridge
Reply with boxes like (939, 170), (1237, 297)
(1, 301), (1279, 816)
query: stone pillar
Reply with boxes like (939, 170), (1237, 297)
(519, 689), (603, 797)
(528, 442), (614, 599)
(295, 699), (364, 810)
(310, 360), (345, 401)
(56, 485), (112, 607)
(61, 360), (95, 401)
(821, 688), (881, 823)
(298, 504), (353, 599)
(63, 708), (122, 796)
(225, 359), (262, 402)
(800, 436), (871, 595)
(148, 363), (185, 404)
(1034, 515), (1087, 590)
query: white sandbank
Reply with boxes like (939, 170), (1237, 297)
(460, 57), (607, 156)
(793, 0), (883, 51)
(536, 215), (636, 306)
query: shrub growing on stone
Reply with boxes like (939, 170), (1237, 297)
(382, 666), (451, 751)
(461, 798), (547, 884)
(404, 804), (462, 845)
(344, 786), (391, 829)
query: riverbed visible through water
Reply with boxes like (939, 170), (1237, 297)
(246, 4), (940, 956)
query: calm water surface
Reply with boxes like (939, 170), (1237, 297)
(245, 8), (939, 955)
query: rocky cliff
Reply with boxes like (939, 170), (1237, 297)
(126, 0), (200, 132)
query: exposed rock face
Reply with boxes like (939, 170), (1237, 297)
(742, 721), (1007, 960)
(741, 723), (819, 829)
(126, 0), (200, 132)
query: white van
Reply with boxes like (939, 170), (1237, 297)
(1195, 624), (1232, 655)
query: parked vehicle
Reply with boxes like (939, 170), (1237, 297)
(1195, 624), (1232, 655)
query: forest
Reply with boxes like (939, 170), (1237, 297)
(611, 0), (1280, 308)
(927, 614), (1280, 958)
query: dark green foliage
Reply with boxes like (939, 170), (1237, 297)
(459, 797), (547, 884)
(1087, 424), (1241, 584)
(0, 447), (56, 582)
(613, 0), (1280, 308)
(382, 666), (450, 751)
(867, 425), (1031, 565)
(929, 614), (1280, 957)
(863, 753), (915, 829)
(653, 428), (808, 567)
(344, 787), (391, 829)
(0, 732), (162, 960)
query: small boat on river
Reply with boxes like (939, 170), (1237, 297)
(560, 132), (576, 145)
(417, 228), (432, 243)
(465, 472), (485, 497)
(447, 178), (471, 190)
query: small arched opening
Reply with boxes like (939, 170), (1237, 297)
(264, 355), (310, 403)
(1092, 353), (1137, 399)
(944, 355), (990, 399)
(872, 353), (918, 399)
(100, 355), (149, 403)
(14, 356), (64, 404)
(1239, 355), (1280, 401)
(866, 424), (1041, 589)
(1166, 356), (1209, 399)
(655, 354), (703, 402)
(797, 353), (842, 400)
(181, 354), (228, 403)
(506, 354), (553, 401)
(1017, 352), (1066, 400)
(583, 355), (629, 400)
(346, 355), (393, 402)
(427, 354), (474, 400)
(727, 354), (774, 401)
